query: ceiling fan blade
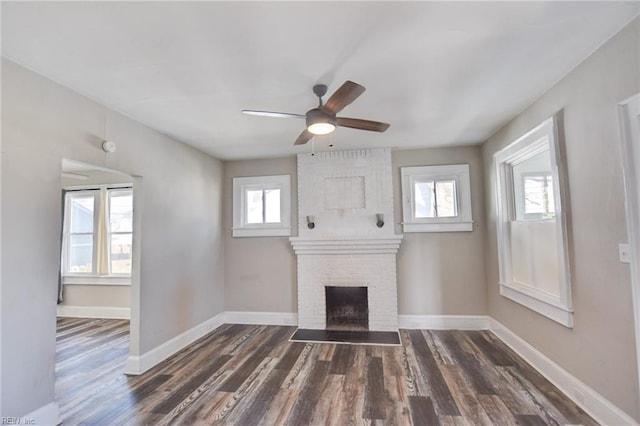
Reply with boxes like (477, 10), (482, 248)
(242, 110), (305, 119)
(336, 117), (390, 132)
(294, 129), (313, 145)
(323, 81), (366, 114)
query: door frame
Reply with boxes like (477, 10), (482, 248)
(617, 92), (640, 410)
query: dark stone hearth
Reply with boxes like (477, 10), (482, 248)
(290, 328), (401, 346)
(325, 286), (368, 330)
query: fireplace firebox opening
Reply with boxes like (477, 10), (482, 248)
(325, 286), (368, 330)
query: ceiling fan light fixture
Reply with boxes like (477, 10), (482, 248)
(307, 122), (336, 135)
(306, 108), (336, 135)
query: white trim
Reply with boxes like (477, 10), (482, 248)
(232, 227), (291, 237)
(398, 314), (490, 330)
(400, 164), (473, 233)
(493, 116), (573, 327)
(489, 319), (638, 426)
(617, 92), (640, 413)
(57, 305), (131, 319)
(290, 236), (403, 255)
(24, 401), (60, 426)
(224, 311), (299, 326)
(124, 312), (225, 375)
(402, 221), (473, 233)
(500, 283), (573, 327)
(219, 312), (490, 330)
(62, 276), (130, 286)
(232, 174), (291, 238)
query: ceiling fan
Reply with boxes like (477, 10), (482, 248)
(242, 81), (390, 146)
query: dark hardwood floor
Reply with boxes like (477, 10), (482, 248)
(55, 317), (597, 425)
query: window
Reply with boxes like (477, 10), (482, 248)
(494, 116), (573, 327)
(108, 189), (134, 274)
(62, 185), (133, 283)
(401, 164), (473, 232)
(232, 175), (291, 237)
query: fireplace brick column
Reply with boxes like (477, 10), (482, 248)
(291, 149), (402, 332)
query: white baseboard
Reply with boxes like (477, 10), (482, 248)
(57, 305), (130, 320)
(223, 311), (298, 326)
(398, 314), (490, 330)
(24, 401), (60, 426)
(124, 312), (225, 375)
(220, 312), (490, 330)
(489, 318), (637, 426)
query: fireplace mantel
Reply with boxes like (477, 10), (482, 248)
(290, 236), (403, 255)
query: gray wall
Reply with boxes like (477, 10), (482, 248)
(482, 18), (640, 420)
(61, 286), (130, 309)
(1, 59), (225, 417)
(223, 148), (488, 317)
(392, 147), (487, 315)
(223, 157), (298, 313)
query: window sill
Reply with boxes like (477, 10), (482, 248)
(232, 227), (291, 238)
(63, 276), (131, 286)
(499, 282), (573, 328)
(402, 221), (473, 233)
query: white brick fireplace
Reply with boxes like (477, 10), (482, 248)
(290, 149), (402, 332)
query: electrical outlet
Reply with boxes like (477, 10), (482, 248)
(619, 243), (631, 264)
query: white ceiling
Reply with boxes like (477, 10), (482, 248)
(2, 2), (638, 160)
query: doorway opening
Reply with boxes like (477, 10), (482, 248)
(56, 159), (140, 413)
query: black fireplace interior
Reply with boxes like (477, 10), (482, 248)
(325, 286), (368, 330)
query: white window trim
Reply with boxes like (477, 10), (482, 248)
(62, 184), (133, 281)
(494, 116), (573, 327)
(232, 174), (291, 237)
(401, 164), (473, 233)
(62, 276), (131, 286)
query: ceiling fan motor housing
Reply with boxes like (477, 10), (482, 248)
(306, 108), (335, 127)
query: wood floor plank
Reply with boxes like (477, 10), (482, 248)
(308, 374), (346, 426)
(233, 368), (289, 425)
(285, 360), (330, 425)
(515, 414), (550, 426)
(151, 354), (232, 414)
(386, 374), (413, 425)
(408, 329), (461, 416)
(434, 330), (496, 396)
(258, 388), (299, 426)
(329, 343), (352, 375)
(82, 373), (172, 424)
(497, 365), (569, 425)
(275, 341), (305, 372)
(409, 395), (440, 426)
(337, 347), (368, 424)
(55, 320), (599, 426)
(440, 365), (493, 426)
(478, 394), (518, 425)
(218, 326), (292, 392)
(363, 356), (387, 420)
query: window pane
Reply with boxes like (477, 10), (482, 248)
(414, 181), (435, 218)
(435, 180), (457, 217)
(246, 190), (263, 224)
(109, 190), (133, 232)
(264, 189), (281, 223)
(68, 234), (93, 272)
(512, 149), (554, 220)
(546, 176), (555, 214)
(523, 176), (545, 214)
(110, 233), (132, 274)
(69, 194), (95, 233)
